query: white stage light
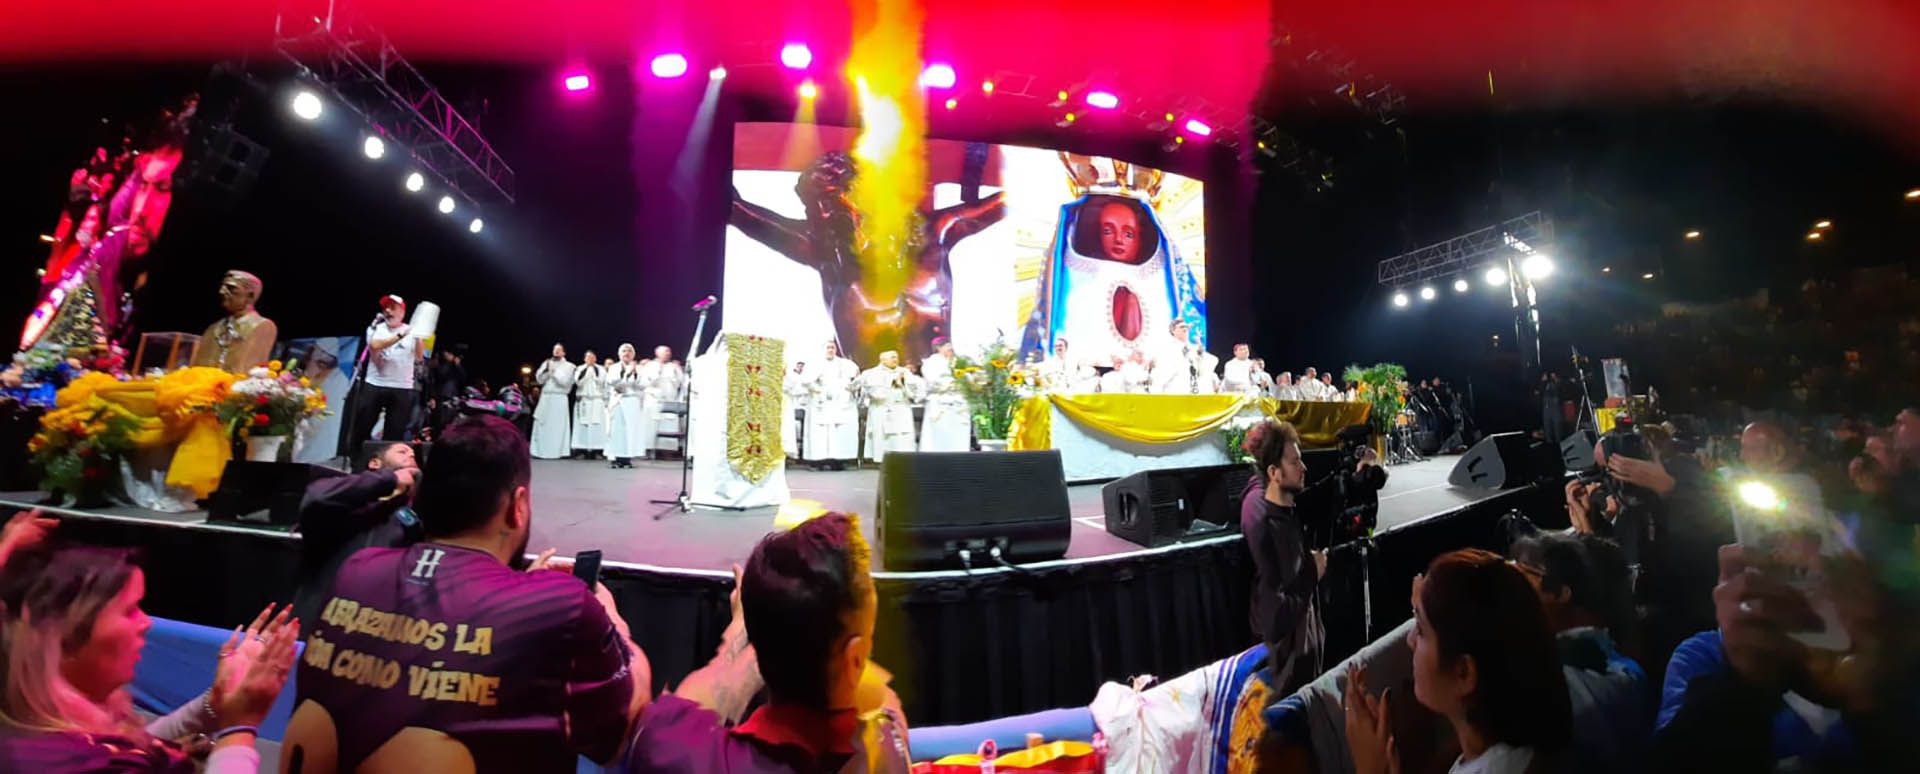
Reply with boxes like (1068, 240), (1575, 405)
(1419, 286), (1437, 301)
(362, 136), (385, 160)
(1521, 253), (1554, 280)
(437, 195), (455, 214)
(291, 90), (323, 120)
(1485, 266), (1508, 286)
(469, 218), (484, 234)
(709, 66), (727, 80)
(1391, 291), (1409, 308)
(1453, 278), (1469, 293)
(404, 172), (425, 192)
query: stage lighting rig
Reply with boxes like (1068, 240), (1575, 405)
(1376, 211), (1557, 366)
(275, 4), (515, 204)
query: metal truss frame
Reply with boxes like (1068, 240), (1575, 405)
(1375, 211), (1554, 286)
(273, 5), (515, 205)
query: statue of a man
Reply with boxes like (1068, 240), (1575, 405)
(190, 270), (277, 373)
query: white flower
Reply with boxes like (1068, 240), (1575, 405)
(247, 367), (272, 379)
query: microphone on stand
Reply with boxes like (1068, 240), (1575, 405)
(690, 295), (718, 312)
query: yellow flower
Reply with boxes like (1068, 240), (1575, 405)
(298, 377), (311, 387)
(268, 360), (284, 372)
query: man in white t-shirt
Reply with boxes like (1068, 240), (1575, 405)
(348, 294), (419, 453)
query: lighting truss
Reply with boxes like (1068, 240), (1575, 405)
(273, 5), (515, 205)
(1375, 211), (1554, 287)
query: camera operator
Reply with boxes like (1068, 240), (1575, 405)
(1327, 424), (1390, 544)
(1565, 420), (1732, 666)
(291, 440), (422, 629)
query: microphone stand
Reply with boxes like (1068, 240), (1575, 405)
(649, 303), (745, 518)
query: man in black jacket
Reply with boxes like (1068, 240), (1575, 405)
(291, 441), (421, 629)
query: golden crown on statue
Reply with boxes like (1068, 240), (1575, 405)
(1058, 152), (1165, 209)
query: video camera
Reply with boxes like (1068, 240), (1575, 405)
(1574, 420), (1655, 520)
(1321, 424), (1388, 543)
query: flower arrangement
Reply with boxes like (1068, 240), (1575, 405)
(1343, 362), (1408, 438)
(0, 343), (127, 406)
(217, 360), (328, 438)
(28, 383), (141, 503)
(1221, 421), (1257, 465)
(951, 336), (1023, 441)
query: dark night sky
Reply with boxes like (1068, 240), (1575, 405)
(4, 40), (1917, 432)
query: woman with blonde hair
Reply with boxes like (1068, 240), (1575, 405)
(0, 541), (296, 772)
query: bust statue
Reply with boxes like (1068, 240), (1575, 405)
(190, 270), (278, 373)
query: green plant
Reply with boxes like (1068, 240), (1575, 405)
(1221, 422), (1255, 465)
(1343, 362), (1408, 437)
(952, 336), (1022, 440)
(30, 401), (140, 503)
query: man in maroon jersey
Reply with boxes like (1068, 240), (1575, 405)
(283, 415), (646, 772)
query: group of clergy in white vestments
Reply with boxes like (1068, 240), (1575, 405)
(524, 323), (1359, 469)
(526, 343), (687, 466)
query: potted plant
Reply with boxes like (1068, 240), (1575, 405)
(219, 361), (328, 462)
(952, 337), (1022, 450)
(1342, 362), (1408, 456)
(29, 391), (140, 507)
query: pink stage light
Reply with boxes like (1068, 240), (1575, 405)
(563, 73), (591, 92)
(1183, 118), (1212, 136)
(920, 63), (956, 89)
(780, 43), (812, 70)
(1085, 90), (1119, 109)
(650, 53), (688, 78)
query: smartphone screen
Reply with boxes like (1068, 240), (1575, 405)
(1726, 472), (1850, 650)
(572, 549), (604, 586)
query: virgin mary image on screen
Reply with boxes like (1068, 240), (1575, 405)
(1023, 165), (1205, 365)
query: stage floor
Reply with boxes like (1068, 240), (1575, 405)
(3, 455), (1489, 574)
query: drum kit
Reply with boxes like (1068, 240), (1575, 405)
(1388, 409), (1425, 465)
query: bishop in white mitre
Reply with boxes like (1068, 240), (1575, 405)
(858, 350), (918, 462)
(918, 338), (971, 452)
(529, 343), (576, 459)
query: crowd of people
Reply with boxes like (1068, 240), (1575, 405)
(1234, 406), (1920, 772)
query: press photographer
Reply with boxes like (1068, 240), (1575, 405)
(1564, 419), (1731, 662)
(1304, 424), (1390, 548)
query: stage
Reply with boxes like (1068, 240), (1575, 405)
(5, 455), (1485, 574)
(0, 453), (1559, 726)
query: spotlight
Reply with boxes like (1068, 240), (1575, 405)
(1813, 219), (1832, 230)
(1085, 91), (1119, 109)
(563, 73), (591, 92)
(981, 80), (995, 94)
(361, 135), (386, 160)
(1521, 253), (1554, 280)
(797, 80), (818, 100)
(1806, 231), (1823, 241)
(468, 218), (484, 234)
(437, 195), (455, 214)
(780, 43), (812, 69)
(1642, 272), (1655, 280)
(1391, 291), (1409, 308)
(404, 172), (425, 192)
(1601, 266), (1612, 273)
(1453, 278), (1469, 293)
(1183, 118), (1212, 137)
(1419, 286), (1437, 301)
(709, 66), (728, 80)
(920, 63), (956, 89)
(1907, 188), (1920, 200)
(38, 234), (56, 243)
(1054, 112), (1077, 128)
(1484, 266), (1508, 286)
(650, 53), (688, 79)
(1737, 480), (1782, 511)
(290, 90), (323, 120)
(1684, 229), (1701, 239)
(943, 98), (957, 110)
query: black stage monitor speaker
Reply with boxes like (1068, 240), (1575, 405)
(1561, 429), (1600, 473)
(206, 461), (345, 529)
(1102, 463), (1251, 547)
(877, 450), (1072, 571)
(1448, 432), (1564, 489)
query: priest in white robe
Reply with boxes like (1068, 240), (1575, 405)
(1273, 371), (1302, 401)
(1152, 320), (1219, 395)
(1039, 337), (1100, 395)
(605, 344), (647, 468)
(529, 343), (576, 459)
(637, 345), (687, 457)
(804, 341), (861, 465)
(858, 350), (918, 462)
(1298, 367), (1327, 401)
(1220, 343), (1260, 396)
(781, 361), (810, 457)
(571, 349), (607, 456)
(918, 337), (971, 452)
(1250, 358), (1276, 397)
